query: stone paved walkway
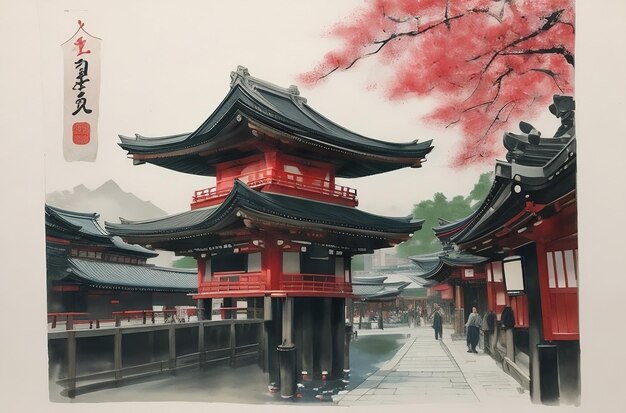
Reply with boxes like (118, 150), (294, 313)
(333, 325), (530, 406)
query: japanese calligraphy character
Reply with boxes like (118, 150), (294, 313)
(74, 36), (91, 56)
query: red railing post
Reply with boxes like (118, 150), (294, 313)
(192, 168), (357, 205)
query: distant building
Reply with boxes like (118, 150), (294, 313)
(46, 204), (196, 318)
(352, 267), (430, 329)
(364, 247), (411, 270)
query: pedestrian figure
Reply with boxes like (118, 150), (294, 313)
(430, 303), (444, 340)
(481, 310), (496, 353)
(465, 307), (482, 353)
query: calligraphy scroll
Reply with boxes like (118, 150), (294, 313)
(62, 20), (101, 162)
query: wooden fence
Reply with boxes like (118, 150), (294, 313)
(48, 319), (264, 398)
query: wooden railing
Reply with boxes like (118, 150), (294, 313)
(48, 308), (198, 331)
(199, 271), (264, 294)
(192, 168), (357, 204)
(198, 271), (352, 295)
(281, 273), (352, 294)
(49, 320), (263, 398)
(48, 312), (89, 330)
(111, 309), (182, 326)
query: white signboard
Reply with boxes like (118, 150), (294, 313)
(62, 20), (101, 162)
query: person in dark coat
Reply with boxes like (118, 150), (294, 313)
(465, 307), (482, 353)
(430, 303), (444, 340)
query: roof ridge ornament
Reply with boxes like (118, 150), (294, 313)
(229, 65), (250, 90)
(287, 84), (308, 105)
(550, 95), (575, 138)
(229, 65), (308, 103)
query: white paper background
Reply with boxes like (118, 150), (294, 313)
(1, 1), (625, 412)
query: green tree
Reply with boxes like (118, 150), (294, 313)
(397, 172), (494, 257)
(172, 256), (197, 269)
(468, 172), (494, 204)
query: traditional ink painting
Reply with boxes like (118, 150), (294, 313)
(7, 0), (626, 412)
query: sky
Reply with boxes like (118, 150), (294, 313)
(35, 0), (564, 218)
(2, 1), (626, 412)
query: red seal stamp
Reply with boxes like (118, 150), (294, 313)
(72, 122), (90, 145)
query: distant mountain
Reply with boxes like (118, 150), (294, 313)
(46, 179), (168, 224)
(46, 179), (176, 266)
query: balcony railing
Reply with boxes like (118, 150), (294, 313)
(281, 273), (353, 294)
(192, 168), (357, 204)
(199, 271), (264, 293)
(197, 271), (352, 295)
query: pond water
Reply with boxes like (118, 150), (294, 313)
(50, 332), (409, 404)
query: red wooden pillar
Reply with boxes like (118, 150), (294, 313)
(264, 242), (283, 291)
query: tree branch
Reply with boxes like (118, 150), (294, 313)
(471, 9), (567, 70)
(462, 101), (492, 113)
(445, 119), (460, 128)
(500, 47), (574, 66)
(499, 0), (512, 21)
(464, 63), (512, 107)
(450, 66), (511, 124)
(383, 5), (418, 24)
(530, 68), (565, 93)
(513, 9), (565, 47)
(325, 11), (473, 79)
(469, 7), (502, 23)
(478, 100), (517, 142)
(386, 15), (415, 23)
(372, 13), (465, 46)
(556, 21), (575, 33)
(492, 67), (513, 103)
(462, 9), (569, 105)
(336, 13), (466, 72)
(320, 4), (543, 81)
(318, 66), (340, 81)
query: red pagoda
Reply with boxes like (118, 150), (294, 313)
(106, 66), (433, 396)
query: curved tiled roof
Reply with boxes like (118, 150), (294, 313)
(441, 96), (576, 249)
(46, 204), (158, 257)
(66, 258), (196, 292)
(409, 251), (489, 281)
(118, 66), (433, 178)
(46, 204), (108, 239)
(352, 276), (410, 301)
(106, 180), (423, 241)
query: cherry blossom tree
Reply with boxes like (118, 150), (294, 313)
(300, 0), (574, 167)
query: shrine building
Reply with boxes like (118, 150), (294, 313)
(46, 204), (196, 319)
(106, 66), (433, 396)
(412, 96), (578, 405)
